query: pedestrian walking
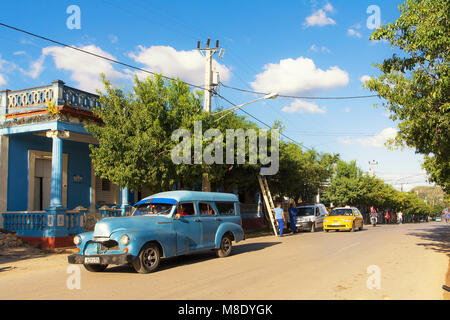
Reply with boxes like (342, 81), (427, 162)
(445, 210), (450, 223)
(385, 210), (390, 224)
(370, 206), (378, 226)
(274, 203), (285, 237)
(288, 204), (298, 234)
(397, 210), (403, 224)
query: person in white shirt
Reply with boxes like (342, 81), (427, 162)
(397, 211), (403, 224)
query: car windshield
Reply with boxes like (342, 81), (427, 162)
(330, 208), (353, 216)
(295, 207), (315, 216)
(132, 203), (174, 216)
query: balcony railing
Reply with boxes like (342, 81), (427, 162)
(1, 80), (100, 116)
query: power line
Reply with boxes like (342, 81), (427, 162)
(213, 91), (314, 151)
(0, 22), (208, 92)
(219, 82), (380, 100)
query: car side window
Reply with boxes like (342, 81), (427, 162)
(215, 202), (235, 216)
(176, 202), (196, 216)
(199, 202), (216, 216)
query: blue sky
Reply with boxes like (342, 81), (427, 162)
(0, 0), (432, 190)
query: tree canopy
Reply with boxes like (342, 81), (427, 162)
(365, 0), (449, 192)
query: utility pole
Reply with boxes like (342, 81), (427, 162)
(197, 39), (222, 191)
(368, 160), (378, 177)
(198, 38), (221, 112)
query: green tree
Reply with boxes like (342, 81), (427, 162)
(86, 74), (206, 191)
(86, 74), (279, 194)
(365, 0), (449, 192)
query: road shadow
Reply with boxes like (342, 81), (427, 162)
(106, 241), (281, 274)
(0, 246), (53, 265)
(406, 224), (450, 256)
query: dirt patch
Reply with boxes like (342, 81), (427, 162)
(0, 231), (77, 265)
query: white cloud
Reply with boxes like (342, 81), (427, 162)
(356, 127), (398, 148)
(310, 44), (319, 52)
(360, 75), (372, 84)
(13, 51), (27, 56)
(43, 45), (130, 92)
(347, 28), (362, 38)
(0, 74), (6, 87)
(281, 99), (326, 114)
(344, 107), (351, 113)
(310, 45), (330, 54)
(250, 56), (349, 95)
(20, 54), (45, 79)
(129, 45), (231, 86)
(337, 136), (352, 145)
(323, 3), (335, 13)
(304, 3), (336, 27)
(321, 46), (331, 53)
(109, 34), (118, 44)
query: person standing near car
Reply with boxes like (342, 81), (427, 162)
(288, 204), (298, 234)
(385, 210), (390, 224)
(274, 203), (285, 237)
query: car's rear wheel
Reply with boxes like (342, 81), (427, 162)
(83, 264), (108, 272)
(216, 234), (233, 258)
(132, 243), (161, 274)
(359, 222), (363, 231)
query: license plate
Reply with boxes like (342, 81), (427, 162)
(332, 223), (341, 226)
(85, 256), (100, 264)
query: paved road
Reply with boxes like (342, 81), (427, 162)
(0, 222), (448, 299)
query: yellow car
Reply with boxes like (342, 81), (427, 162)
(324, 207), (364, 232)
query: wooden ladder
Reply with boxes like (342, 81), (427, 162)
(257, 175), (278, 236)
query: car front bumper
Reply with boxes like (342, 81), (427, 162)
(68, 254), (134, 265)
(323, 223), (352, 230)
(296, 221), (313, 230)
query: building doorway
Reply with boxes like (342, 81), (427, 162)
(33, 158), (51, 210)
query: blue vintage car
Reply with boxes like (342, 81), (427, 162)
(68, 191), (245, 273)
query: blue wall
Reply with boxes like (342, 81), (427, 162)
(7, 133), (92, 211)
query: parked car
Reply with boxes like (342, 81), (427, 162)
(294, 203), (328, 232)
(68, 191), (245, 273)
(323, 207), (364, 232)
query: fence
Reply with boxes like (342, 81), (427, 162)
(2, 206), (87, 237)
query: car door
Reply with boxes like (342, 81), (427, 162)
(173, 202), (202, 255)
(355, 208), (363, 227)
(198, 202), (220, 248)
(317, 205), (327, 228)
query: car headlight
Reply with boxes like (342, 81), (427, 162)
(120, 234), (130, 245)
(73, 235), (81, 246)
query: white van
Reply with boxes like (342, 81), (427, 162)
(294, 203), (328, 232)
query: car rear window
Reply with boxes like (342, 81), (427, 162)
(215, 202), (236, 216)
(330, 208), (353, 216)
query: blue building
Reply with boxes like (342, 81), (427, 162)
(0, 80), (265, 248)
(0, 80), (136, 248)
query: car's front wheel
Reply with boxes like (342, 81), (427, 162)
(83, 264), (108, 272)
(216, 234), (233, 258)
(132, 243), (161, 274)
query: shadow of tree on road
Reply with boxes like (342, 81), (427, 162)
(106, 241), (281, 274)
(407, 225), (450, 257)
